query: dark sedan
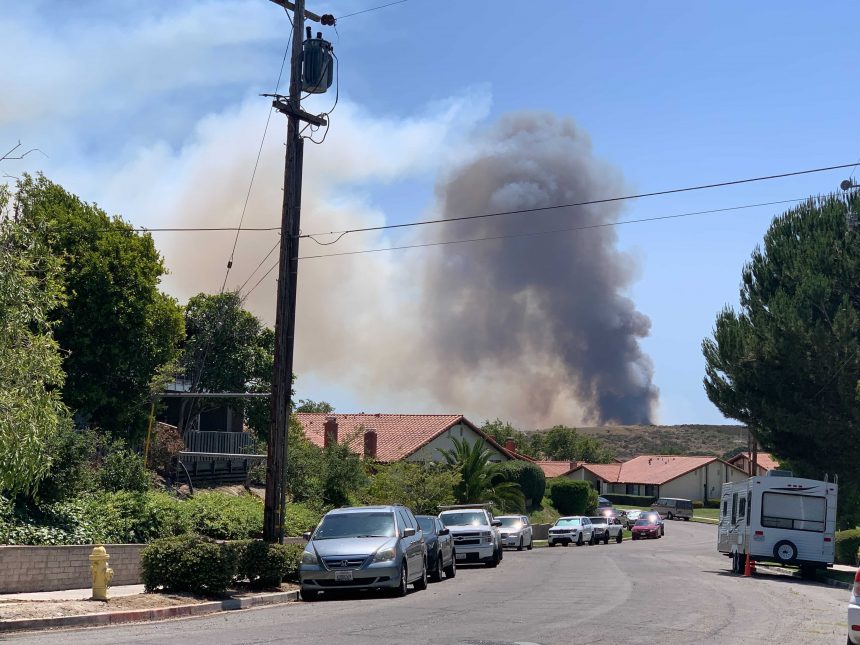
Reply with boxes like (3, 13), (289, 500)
(416, 515), (456, 581)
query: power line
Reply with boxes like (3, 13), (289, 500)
(299, 161), (859, 243)
(241, 197), (805, 298)
(338, 0), (409, 20)
(238, 239), (281, 295)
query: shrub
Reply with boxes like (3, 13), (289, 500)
(549, 479), (598, 515)
(692, 500), (703, 509)
(0, 495), (99, 545)
(34, 425), (96, 503)
(236, 540), (302, 589)
(835, 529), (860, 565)
(148, 423), (184, 476)
(284, 502), (323, 537)
(141, 536), (237, 594)
(492, 461), (546, 511)
(99, 449), (151, 493)
(602, 494), (656, 507)
(359, 462), (459, 515)
(86, 491), (190, 544)
(182, 492), (263, 540)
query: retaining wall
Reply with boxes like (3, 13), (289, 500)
(0, 545), (145, 593)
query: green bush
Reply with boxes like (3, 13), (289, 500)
(359, 462), (459, 515)
(99, 449), (151, 493)
(492, 461), (546, 511)
(549, 479), (598, 515)
(182, 493), (263, 540)
(0, 495), (99, 545)
(704, 498), (721, 509)
(85, 491), (190, 544)
(284, 503), (323, 537)
(835, 529), (860, 565)
(141, 536), (237, 594)
(602, 494), (656, 506)
(236, 540), (301, 589)
(34, 425), (96, 503)
(692, 500), (704, 509)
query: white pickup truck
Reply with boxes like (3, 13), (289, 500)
(438, 505), (503, 568)
(589, 516), (624, 544)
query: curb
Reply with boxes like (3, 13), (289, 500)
(0, 590), (299, 634)
(691, 517), (719, 524)
(755, 564), (851, 590)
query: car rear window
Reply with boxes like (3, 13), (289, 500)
(440, 511), (485, 527)
(589, 517), (605, 523)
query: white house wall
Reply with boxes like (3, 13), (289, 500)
(407, 424), (509, 463)
(660, 462), (748, 501)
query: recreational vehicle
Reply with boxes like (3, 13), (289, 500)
(717, 472), (837, 574)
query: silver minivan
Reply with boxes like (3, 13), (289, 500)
(650, 497), (693, 520)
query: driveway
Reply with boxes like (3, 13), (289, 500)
(6, 521), (849, 644)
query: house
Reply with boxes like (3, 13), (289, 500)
(727, 451), (780, 476)
(535, 461), (580, 478)
(294, 413), (517, 463)
(566, 455), (749, 502)
(157, 378), (244, 433)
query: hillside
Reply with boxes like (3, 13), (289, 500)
(573, 424), (749, 460)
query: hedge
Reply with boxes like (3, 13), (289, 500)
(602, 494), (656, 507)
(835, 528), (860, 565)
(549, 479), (597, 516)
(493, 461), (546, 510)
(142, 537), (304, 594)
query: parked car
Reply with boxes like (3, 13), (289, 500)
(416, 515), (456, 581)
(548, 516), (594, 547)
(496, 515), (533, 551)
(589, 516), (624, 544)
(598, 496), (613, 508)
(623, 509), (646, 528)
(438, 505), (503, 567)
(299, 505), (428, 600)
(651, 497), (693, 521)
(848, 566), (860, 644)
(631, 514), (664, 540)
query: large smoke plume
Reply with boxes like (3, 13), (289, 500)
(415, 113), (658, 424)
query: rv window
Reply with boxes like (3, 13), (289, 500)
(761, 493), (826, 533)
(731, 493), (738, 524)
(738, 497), (746, 518)
(722, 500), (728, 517)
(746, 492), (752, 526)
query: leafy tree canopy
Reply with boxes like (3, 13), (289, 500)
(482, 419), (615, 463)
(702, 193), (860, 523)
(295, 400), (334, 413)
(14, 174), (183, 441)
(0, 191), (69, 496)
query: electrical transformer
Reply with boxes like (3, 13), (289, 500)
(302, 30), (333, 94)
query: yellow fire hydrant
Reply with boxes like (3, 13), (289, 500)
(89, 545), (114, 601)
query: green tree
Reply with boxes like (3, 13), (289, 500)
(702, 193), (860, 525)
(14, 174), (184, 441)
(540, 425), (615, 463)
(438, 437), (525, 512)
(180, 292), (273, 436)
(360, 462), (459, 514)
(492, 461), (546, 511)
(296, 400), (334, 413)
(0, 197), (69, 496)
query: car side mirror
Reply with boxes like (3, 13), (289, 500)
(403, 527), (416, 537)
(302, 531), (312, 541)
(491, 519), (502, 527)
(438, 528), (449, 536)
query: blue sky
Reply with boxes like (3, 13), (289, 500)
(2, 1), (859, 427)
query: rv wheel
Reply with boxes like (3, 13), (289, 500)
(773, 540), (798, 564)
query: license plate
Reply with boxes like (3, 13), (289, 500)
(334, 570), (353, 582)
(455, 553), (467, 560)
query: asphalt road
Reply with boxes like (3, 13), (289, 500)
(6, 521), (850, 644)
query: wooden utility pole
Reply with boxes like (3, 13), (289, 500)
(264, 0), (307, 543)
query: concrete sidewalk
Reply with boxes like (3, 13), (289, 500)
(1, 584), (145, 602)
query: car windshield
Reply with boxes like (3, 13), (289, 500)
(313, 512), (396, 539)
(634, 518), (655, 526)
(589, 517), (606, 523)
(416, 517), (436, 533)
(498, 517), (522, 528)
(555, 518), (580, 526)
(439, 511), (485, 526)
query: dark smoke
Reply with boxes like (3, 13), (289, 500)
(419, 112), (658, 424)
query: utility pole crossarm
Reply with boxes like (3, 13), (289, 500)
(267, 0), (322, 22)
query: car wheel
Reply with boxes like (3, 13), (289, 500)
(391, 562), (408, 597)
(517, 537), (524, 552)
(444, 553), (456, 579)
(632, 534), (639, 540)
(486, 548), (499, 568)
(576, 533), (584, 546)
(616, 531), (623, 544)
(498, 545), (503, 561)
(773, 539), (798, 564)
(589, 533), (596, 546)
(549, 541), (556, 547)
(562, 541), (569, 547)
(301, 588), (320, 601)
(430, 551), (443, 582)
(413, 558), (428, 590)
(667, 512), (674, 520)
(527, 537), (533, 551)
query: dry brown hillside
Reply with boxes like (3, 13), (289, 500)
(575, 424), (750, 460)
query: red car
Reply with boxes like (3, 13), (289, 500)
(631, 514), (664, 540)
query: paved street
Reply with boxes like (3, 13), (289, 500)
(6, 521), (849, 644)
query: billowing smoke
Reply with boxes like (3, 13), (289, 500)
(415, 113), (658, 424)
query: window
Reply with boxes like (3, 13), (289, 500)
(746, 492), (752, 526)
(761, 493), (826, 532)
(738, 496), (746, 518)
(722, 499), (728, 517)
(731, 493), (738, 524)
(645, 485), (658, 497)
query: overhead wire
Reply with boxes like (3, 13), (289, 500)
(300, 161), (860, 243)
(337, 0), (410, 20)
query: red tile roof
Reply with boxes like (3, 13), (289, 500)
(570, 455), (747, 485)
(294, 413), (517, 463)
(535, 461), (579, 478)
(728, 452), (780, 472)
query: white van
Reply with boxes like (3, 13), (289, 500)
(717, 473), (838, 574)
